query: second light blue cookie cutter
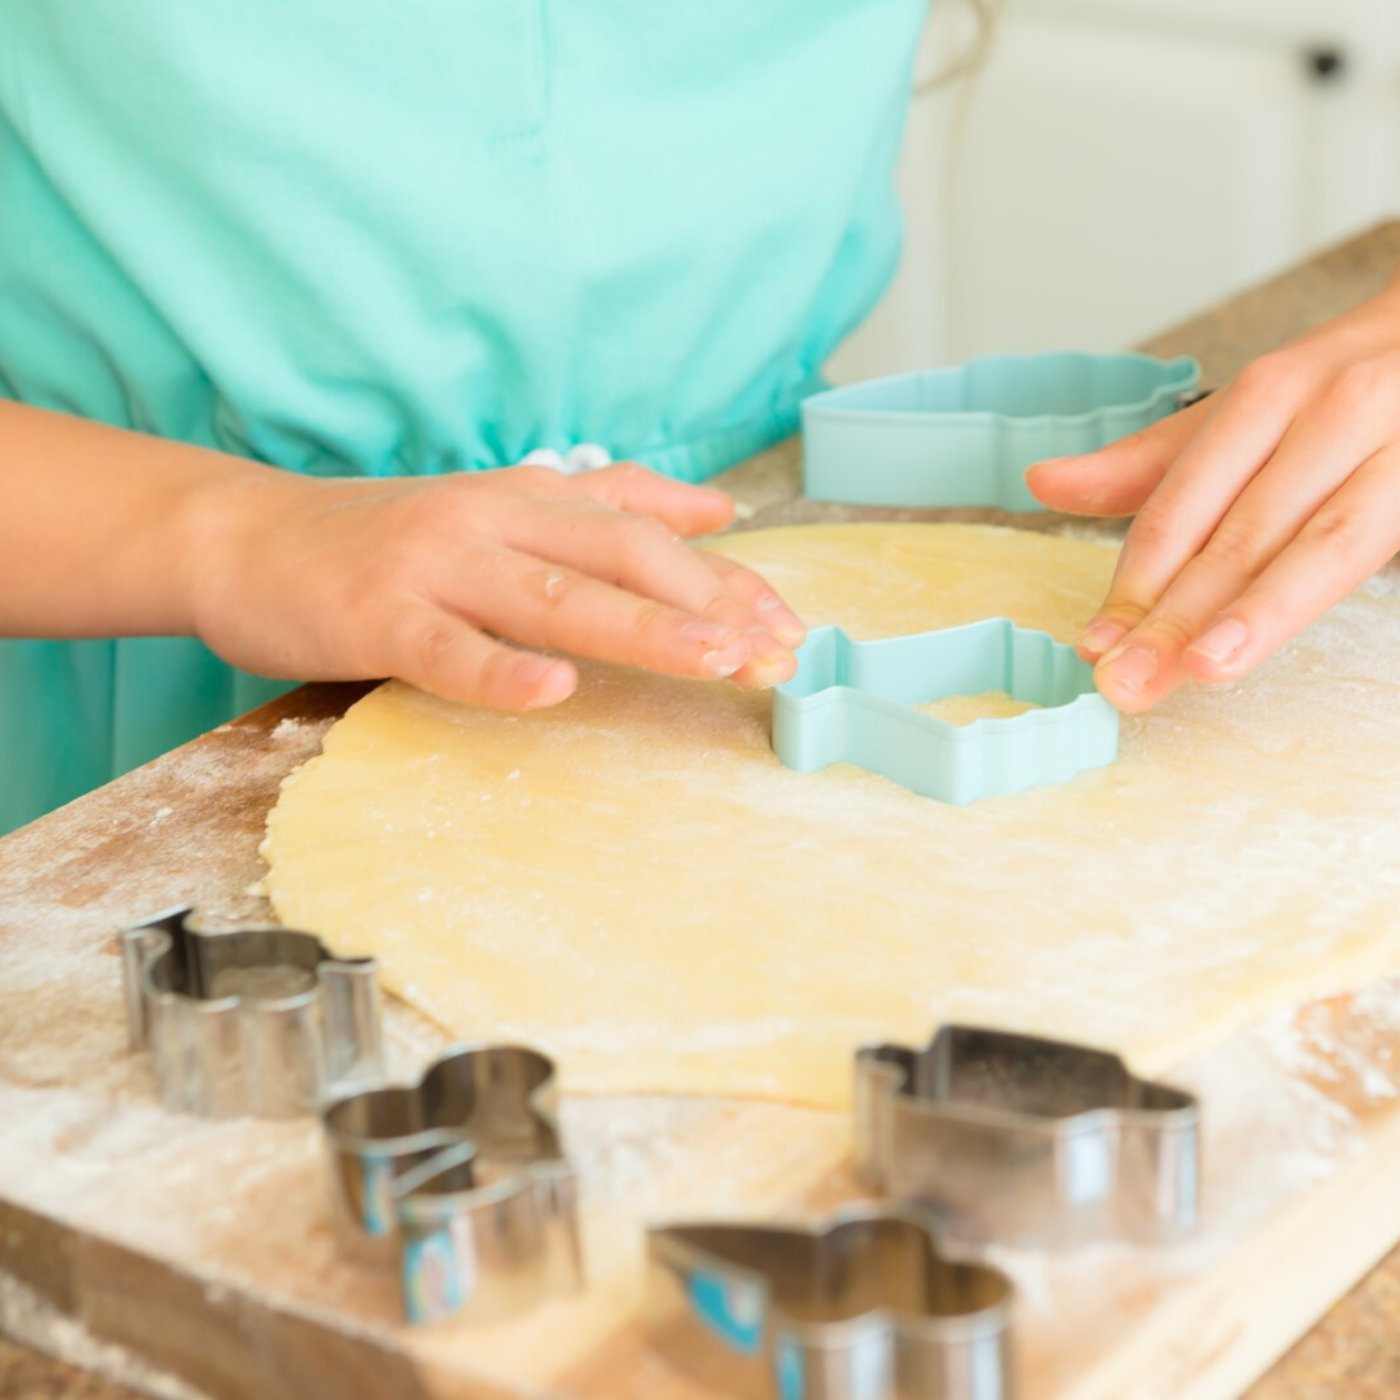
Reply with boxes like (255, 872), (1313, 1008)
(772, 620), (1119, 805)
(802, 351), (1200, 510)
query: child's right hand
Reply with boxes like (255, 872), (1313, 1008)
(1, 404), (805, 709)
(186, 459), (806, 709)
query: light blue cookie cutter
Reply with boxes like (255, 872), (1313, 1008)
(772, 620), (1119, 805)
(802, 351), (1200, 510)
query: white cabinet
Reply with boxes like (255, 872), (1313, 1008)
(830, 0), (1400, 381)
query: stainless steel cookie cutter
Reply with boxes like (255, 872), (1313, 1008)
(772, 620), (1119, 805)
(322, 1043), (582, 1325)
(802, 351), (1200, 510)
(647, 1204), (1014, 1400)
(120, 906), (384, 1118)
(855, 1025), (1200, 1248)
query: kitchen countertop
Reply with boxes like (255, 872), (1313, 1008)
(4, 219), (1399, 1400)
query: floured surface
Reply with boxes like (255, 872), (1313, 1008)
(263, 523), (1400, 1107)
(918, 691), (1041, 724)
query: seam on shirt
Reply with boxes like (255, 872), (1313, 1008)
(488, 0), (547, 160)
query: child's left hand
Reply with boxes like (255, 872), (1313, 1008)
(1026, 273), (1400, 711)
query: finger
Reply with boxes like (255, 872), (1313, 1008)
(704, 553), (807, 647)
(1025, 396), (1211, 517)
(492, 493), (803, 659)
(456, 546), (794, 684)
(1093, 379), (1396, 710)
(684, 554), (806, 690)
(516, 463), (801, 647)
(581, 468), (808, 674)
(384, 603), (578, 711)
(1181, 447), (1400, 684)
(1077, 359), (1312, 659)
(573, 461), (736, 537)
(500, 462), (734, 538)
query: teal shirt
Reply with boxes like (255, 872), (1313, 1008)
(0, 1), (925, 832)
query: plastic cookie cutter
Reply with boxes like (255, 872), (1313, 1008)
(855, 1025), (1200, 1249)
(646, 1204), (1014, 1400)
(321, 1042), (582, 1325)
(802, 351), (1200, 510)
(772, 620), (1119, 804)
(120, 906), (384, 1119)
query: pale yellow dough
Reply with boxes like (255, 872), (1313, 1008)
(264, 523), (1400, 1107)
(917, 692), (1040, 725)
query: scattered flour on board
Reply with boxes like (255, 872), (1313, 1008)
(0, 1272), (210, 1400)
(981, 1005), (1377, 1371)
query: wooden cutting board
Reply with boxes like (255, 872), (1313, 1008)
(2, 632), (1400, 1400)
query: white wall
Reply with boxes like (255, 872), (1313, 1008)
(829, 0), (1400, 382)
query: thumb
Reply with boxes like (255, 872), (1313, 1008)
(1025, 397), (1211, 518)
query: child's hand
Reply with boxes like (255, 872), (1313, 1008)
(191, 461), (805, 709)
(1026, 277), (1400, 711)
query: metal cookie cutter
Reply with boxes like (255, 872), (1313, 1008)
(647, 1204), (1014, 1400)
(772, 620), (1118, 804)
(855, 1025), (1200, 1248)
(802, 351), (1200, 510)
(120, 906), (384, 1118)
(322, 1043), (582, 1325)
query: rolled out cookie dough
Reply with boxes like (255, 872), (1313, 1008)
(263, 523), (1400, 1107)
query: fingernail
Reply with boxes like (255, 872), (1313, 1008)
(757, 595), (807, 646)
(1079, 619), (1128, 658)
(519, 656), (574, 708)
(1101, 645), (1159, 694)
(1189, 618), (1249, 666)
(734, 652), (799, 690)
(703, 637), (753, 678)
(746, 627), (794, 662)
